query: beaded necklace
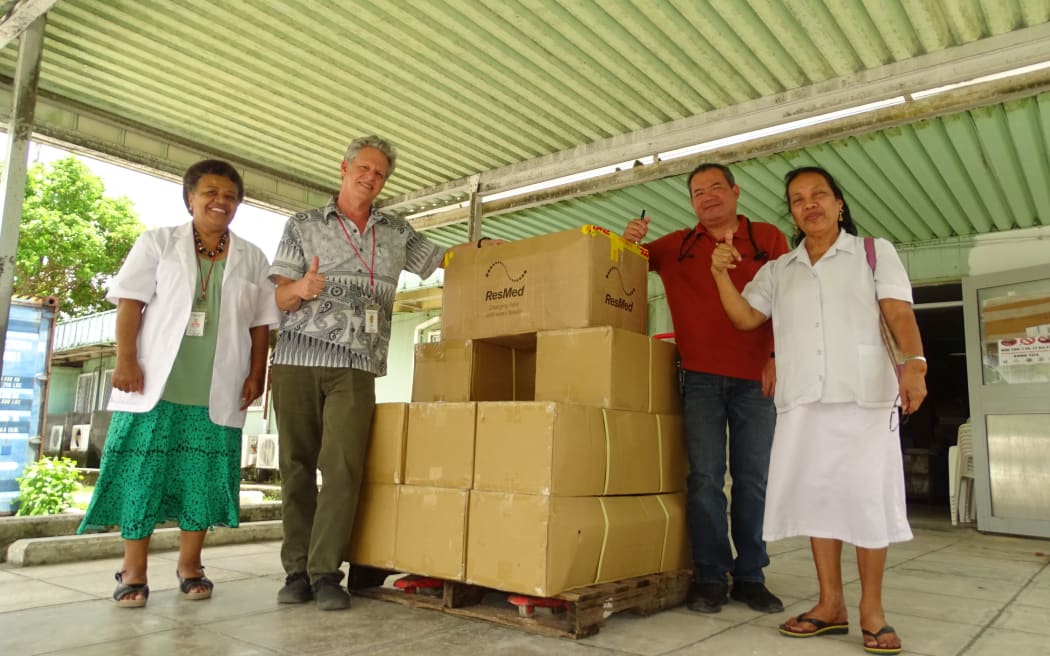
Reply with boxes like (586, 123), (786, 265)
(193, 225), (228, 258)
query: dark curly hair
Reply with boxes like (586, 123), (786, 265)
(182, 160), (245, 212)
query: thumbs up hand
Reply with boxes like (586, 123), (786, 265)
(299, 255), (326, 301)
(710, 231), (742, 276)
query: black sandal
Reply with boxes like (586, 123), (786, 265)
(862, 625), (902, 655)
(113, 570), (149, 608)
(177, 566), (214, 600)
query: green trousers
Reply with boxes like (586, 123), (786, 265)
(271, 364), (376, 582)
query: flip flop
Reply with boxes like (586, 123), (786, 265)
(113, 570), (149, 608)
(862, 626), (902, 654)
(177, 566), (214, 601)
(778, 613), (849, 638)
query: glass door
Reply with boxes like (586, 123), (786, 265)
(962, 263), (1050, 537)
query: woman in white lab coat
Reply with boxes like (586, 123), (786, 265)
(78, 160), (278, 607)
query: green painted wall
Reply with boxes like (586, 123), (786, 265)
(46, 367), (81, 414)
(376, 310), (442, 403)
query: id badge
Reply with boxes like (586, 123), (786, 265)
(187, 311), (206, 337)
(364, 302), (379, 334)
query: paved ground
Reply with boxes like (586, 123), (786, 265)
(1, 507), (1048, 656)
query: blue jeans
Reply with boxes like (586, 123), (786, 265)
(682, 370), (776, 584)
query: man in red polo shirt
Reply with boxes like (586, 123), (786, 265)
(624, 163), (789, 614)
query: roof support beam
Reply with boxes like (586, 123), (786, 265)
(0, 12), (44, 378)
(389, 21), (1050, 226)
(465, 173), (482, 243)
(0, 85), (334, 214)
(0, 0), (58, 50)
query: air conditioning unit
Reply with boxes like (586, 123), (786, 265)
(74, 373), (98, 413)
(256, 434), (280, 469)
(47, 425), (64, 452)
(100, 369), (115, 410)
(69, 424), (91, 452)
(241, 434), (259, 468)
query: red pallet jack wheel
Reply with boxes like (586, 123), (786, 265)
(507, 594), (569, 617)
(393, 575), (443, 596)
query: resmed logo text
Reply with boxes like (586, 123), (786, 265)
(484, 261), (527, 302)
(604, 294), (633, 312)
(486, 286), (525, 301)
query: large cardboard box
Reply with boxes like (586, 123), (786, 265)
(473, 402), (663, 496)
(535, 326), (680, 414)
(394, 485), (469, 580)
(466, 491), (688, 597)
(442, 226), (648, 343)
(364, 403), (408, 484)
(466, 491), (604, 596)
(657, 414), (687, 494)
(404, 402), (476, 489)
(657, 492), (691, 571)
(595, 495), (665, 583)
(346, 483), (398, 569)
(412, 339), (535, 402)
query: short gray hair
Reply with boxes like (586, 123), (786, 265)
(344, 135), (397, 177)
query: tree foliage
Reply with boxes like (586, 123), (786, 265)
(16, 157), (144, 317)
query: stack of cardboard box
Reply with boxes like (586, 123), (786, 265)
(349, 226), (690, 597)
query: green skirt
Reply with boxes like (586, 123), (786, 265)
(78, 400), (242, 540)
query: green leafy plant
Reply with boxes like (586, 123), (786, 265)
(15, 456), (84, 516)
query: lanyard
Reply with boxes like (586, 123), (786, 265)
(336, 215), (376, 296)
(195, 254), (219, 302)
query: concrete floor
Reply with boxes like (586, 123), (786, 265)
(2, 509), (1049, 656)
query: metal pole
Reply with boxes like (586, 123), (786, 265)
(0, 14), (46, 380)
(465, 174), (483, 243)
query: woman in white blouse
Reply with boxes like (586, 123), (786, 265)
(78, 160), (278, 608)
(710, 166), (926, 655)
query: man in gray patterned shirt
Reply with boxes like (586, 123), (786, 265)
(268, 136), (454, 610)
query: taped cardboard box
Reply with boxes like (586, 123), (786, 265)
(466, 491), (602, 597)
(404, 402), (476, 489)
(466, 491), (688, 597)
(364, 403), (408, 484)
(442, 225), (648, 343)
(394, 485), (469, 581)
(412, 339), (535, 402)
(657, 492), (692, 572)
(657, 414), (687, 494)
(595, 495), (666, 584)
(346, 483), (398, 569)
(473, 402), (663, 496)
(535, 326), (680, 414)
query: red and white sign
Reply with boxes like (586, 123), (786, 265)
(999, 336), (1050, 365)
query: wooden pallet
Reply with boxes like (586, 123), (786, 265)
(348, 567), (692, 639)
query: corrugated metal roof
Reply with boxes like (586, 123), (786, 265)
(1, 0), (1049, 264)
(419, 91), (1050, 251)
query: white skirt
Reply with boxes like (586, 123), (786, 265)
(763, 403), (913, 548)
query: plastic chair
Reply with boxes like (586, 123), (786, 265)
(954, 422), (976, 525)
(947, 445), (959, 526)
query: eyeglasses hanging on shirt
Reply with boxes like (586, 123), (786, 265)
(677, 217), (770, 263)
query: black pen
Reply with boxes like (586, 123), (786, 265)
(640, 209), (646, 220)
